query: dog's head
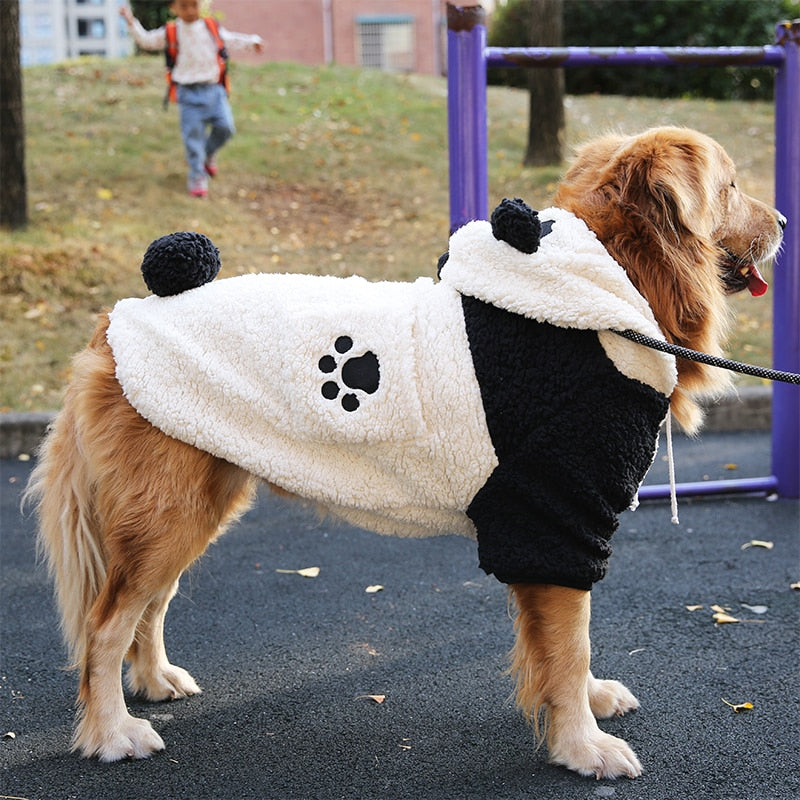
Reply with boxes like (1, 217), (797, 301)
(553, 126), (785, 432)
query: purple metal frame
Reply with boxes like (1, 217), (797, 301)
(446, 4), (800, 499)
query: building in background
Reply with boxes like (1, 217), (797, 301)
(20, 0), (131, 66)
(213, 0), (446, 75)
(19, 1), (498, 74)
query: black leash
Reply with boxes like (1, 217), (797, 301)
(614, 329), (800, 385)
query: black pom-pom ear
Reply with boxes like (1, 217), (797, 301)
(490, 198), (541, 254)
(141, 231), (221, 297)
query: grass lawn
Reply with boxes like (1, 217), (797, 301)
(0, 58), (779, 411)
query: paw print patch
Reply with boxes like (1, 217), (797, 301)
(318, 336), (380, 412)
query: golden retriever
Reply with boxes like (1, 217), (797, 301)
(25, 127), (784, 778)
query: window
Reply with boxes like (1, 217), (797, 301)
(77, 18), (106, 38)
(357, 16), (414, 72)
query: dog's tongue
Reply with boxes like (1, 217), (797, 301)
(747, 264), (769, 296)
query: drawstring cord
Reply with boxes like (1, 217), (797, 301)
(665, 409), (679, 525)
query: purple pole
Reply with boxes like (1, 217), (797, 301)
(447, 4), (488, 233)
(638, 476), (778, 501)
(772, 21), (800, 499)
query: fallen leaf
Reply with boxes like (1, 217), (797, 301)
(713, 611), (740, 624)
(685, 604), (704, 611)
(722, 698), (754, 713)
(275, 566), (320, 578)
(791, 582), (800, 591)
(2, 731), (16, 739)
(724, 463), (739, 471)
(710, 604), (731, 614)
(365, 584), (384, 593)
(356, 694), (386, 704)
(741, 540), (774, 550)
(23, 304), (45, 319)
(96, 187), (113, 200)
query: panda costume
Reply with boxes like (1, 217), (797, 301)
(107, 199), (676, 591)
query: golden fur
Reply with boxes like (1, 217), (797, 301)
(25, 127), (784, 776)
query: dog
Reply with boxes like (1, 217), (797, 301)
(25, 127), (784, 778)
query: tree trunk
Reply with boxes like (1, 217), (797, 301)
(524, 0), (565, 167)
(0, 0), (28, 229)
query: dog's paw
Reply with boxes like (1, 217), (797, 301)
(549, 729), (643, 779)
(75, 714), (165, 762)
(127, 663), (201, 702)
(318, 335), (380, 412)
(588, 676), (640, 719)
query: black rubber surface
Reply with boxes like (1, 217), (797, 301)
(2, 431), (798, 799)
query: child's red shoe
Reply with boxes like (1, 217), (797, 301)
(189, 177), (208, 197)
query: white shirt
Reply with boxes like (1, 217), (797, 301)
(128, 17), (262, 85)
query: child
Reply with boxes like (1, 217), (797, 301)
(121, 1), (263, 197)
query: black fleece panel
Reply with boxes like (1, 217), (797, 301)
(462, 296), (669, 590)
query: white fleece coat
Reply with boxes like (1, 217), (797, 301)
(107, 208), (676, 543)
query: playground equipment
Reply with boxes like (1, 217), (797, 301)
(445, 4), (799, 499)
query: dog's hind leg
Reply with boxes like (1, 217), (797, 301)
(509, 584), (642, 779)
(74, 571), (171, 761)
(74, 446), (254, 761)
(125, 579), (201, 702)
(28, 315), (257, 760)
(74, 456), (255, 760)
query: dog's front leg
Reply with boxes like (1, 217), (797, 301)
(509, 584), (642, 779)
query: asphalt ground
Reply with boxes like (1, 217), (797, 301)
(1, 430), (798, 800)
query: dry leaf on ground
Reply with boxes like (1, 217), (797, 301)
(275, 566), (320, 578)
(355, 694), (386, 704)
(713, 611), (741, 624)
(741, 540), (774, 550)
(722, 698), (754, 713)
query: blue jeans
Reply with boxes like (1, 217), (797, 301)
(177, 83), (235, 185)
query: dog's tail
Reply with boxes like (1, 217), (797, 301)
(23, 325), (113, 669)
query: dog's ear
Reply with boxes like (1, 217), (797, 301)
(615, 136), (715, 243)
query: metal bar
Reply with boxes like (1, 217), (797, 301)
(639, 476), (778, 500)
(771, 21), (800, 499)
(446, 4), (488, 233)
(486, 45), (785, 69)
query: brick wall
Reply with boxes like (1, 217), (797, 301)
(214, 0), (447, 74)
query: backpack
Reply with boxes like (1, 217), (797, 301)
(164, 18), (230, 108)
